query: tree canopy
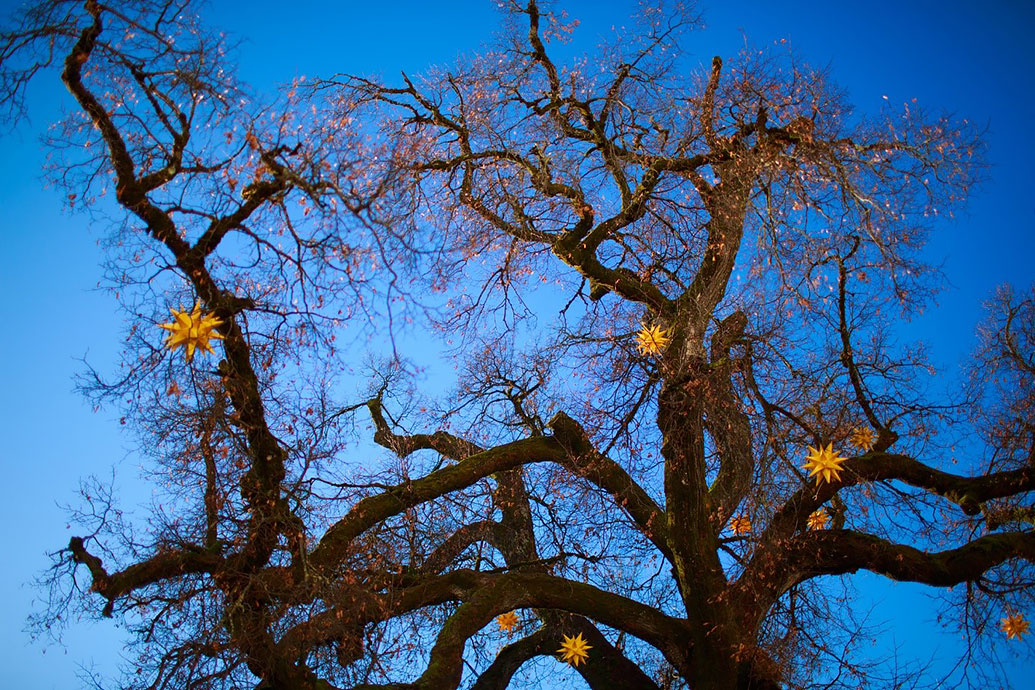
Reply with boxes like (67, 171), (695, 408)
(3, 1), (1033, 689)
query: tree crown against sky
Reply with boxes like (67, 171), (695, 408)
(1, 1), (1033, 689)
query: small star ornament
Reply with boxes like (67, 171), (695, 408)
(1001, 613), (1029, 640)
(729, 514), (752, 535)
(807, 509), (830, 530)
(557, 632), (592, 667)
(635, 324), (671, 357)
(802, 444), (848, 485)
(497, 611), (519, 634)
(850, 426), (877, 452)
(159, 301), (224, 362)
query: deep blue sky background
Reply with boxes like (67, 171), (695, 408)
(1, 1), (1033, 688)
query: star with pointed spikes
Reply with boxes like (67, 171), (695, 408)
(635, 323), (671, 357)
(497, 611), (519, 634)
(729, 514), (752, 535)
(159, 301), (224, 362)
(1001, 613), (1030, 640)
(850, 426), (877, 452)
(802, 444), (848, 485)
(807, 509), (830, 530)
(557, 632), (591, 667)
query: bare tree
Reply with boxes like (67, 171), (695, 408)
(3, 1), (1032, 689)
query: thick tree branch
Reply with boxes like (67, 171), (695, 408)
(762, 453), (1035, 552)
(469, 628), (555, 690)
(547, 411), (673, 562)
(472, 618), (662, 690)
(358, 404), (672, 565)
(734, 530), (1035, 629)
(351, 570), (688, 690)
(701, 56), (722, 149)
(309, 436), (563, 571)
(706, 311), (754, 526)
(68, 537), (221, 617)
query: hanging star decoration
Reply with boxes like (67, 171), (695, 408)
(557, 632), (592, 667)
(807, 509), (830, 530)
(730, 514), (752, 535)
(635, 323), (671, 357)
(850, 426), (877, 452)
(497, 611), (519, 634)
(1001, 613), (1030, 640)
(159, 301), (224, 362)
(802, 444), (848, 485)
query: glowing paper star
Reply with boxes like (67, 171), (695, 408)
(1001, 613), (1030, 640)
(159, 301), (224, 362)
(497, 611), (519, 634)
(850, 426), (877, 452)
(635, 323), (671, 357)
(802, 444), (848, 485)
(557, 632), (592, 667)
(730, 514), (752, 535)
(807, 509), (830, 530)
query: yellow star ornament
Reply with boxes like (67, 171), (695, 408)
(729, 514), (752, 535)
(807, 509), (830, 530)
(1001, 613), (1030, 640)
(802, 444), (848, 485)
(635, 323), (670, 357)
(850, 426), (877, 452)
(497, 611), (519, 634)
(159, 301), (224, 362)
(557, 632), (591, 667)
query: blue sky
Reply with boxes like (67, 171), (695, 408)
(1, 0), (1032, 688)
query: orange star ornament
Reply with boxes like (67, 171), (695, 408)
(557, 632), (591, 667)
(729, 514), (752, 535)
(807, 509), (830, 530)
(1001, 613), (1030, 640)
(497, 611), (519, 634)
(635, 324), (670, 357)
(159, 301), (224, 362)
(802, 444), (848, 485)
(850, 426), (877, 452)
